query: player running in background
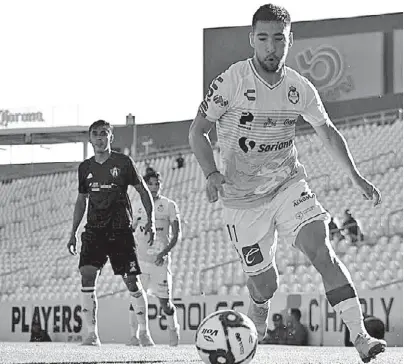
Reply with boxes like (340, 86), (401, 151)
(129, 171), (182, 347)
(67, 120), (156, 346)
(189, 4), (385, 363)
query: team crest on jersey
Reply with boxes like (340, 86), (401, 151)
(288, 86), (300, 104)
(157, 204), (164, 212)
(110, 167), (120, 178)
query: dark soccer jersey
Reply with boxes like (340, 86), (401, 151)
(78, 151), (141, 229)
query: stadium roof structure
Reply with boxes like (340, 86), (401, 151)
(0, 125), (130, 146)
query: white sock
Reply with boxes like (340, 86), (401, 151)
(81, 287), (98, 335)
(333, 296), (367, 341)
(130, 290), (148, 332)
(128, 303), (138, 337)
(165, 306), (178, 329)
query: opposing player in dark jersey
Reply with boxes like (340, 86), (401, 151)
(189, 4), (385, 363)
(67, 120), (156, 346)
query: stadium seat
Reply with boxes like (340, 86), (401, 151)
(0, 120), (402, 298)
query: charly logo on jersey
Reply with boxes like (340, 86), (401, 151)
(110, 167), (120, 178)
(264, 117), (277, 128)
(284, 118), (297, 126)
(243, 89), (256, 101)
(239, 137), (293, 153)
(242, 243), (263, 267)
(238, 112), (254, 130)
(288, 86), (300, 104)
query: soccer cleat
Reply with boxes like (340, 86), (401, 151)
(139, 330), (155, 347)
(354, 333), (386, 363)
(247, 301), (269, 342)
(81, 332), (101, 346)
(126, 335), (140, 346)
(168, 325), (180, 347)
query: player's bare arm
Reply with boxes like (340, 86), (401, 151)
(155, 219), (182, 266)
(312, 120), (381, 206)
(189, 112), (231, 203)
(189, 112), (218, 177)
(134, 180), (156, 244)
(67, 192), (88, 255)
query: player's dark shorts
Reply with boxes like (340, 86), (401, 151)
(79, 228), (141, 276)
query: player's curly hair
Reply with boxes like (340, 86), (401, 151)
(252, 3), (291, 30)
(89, 120), (113, 134)
(143, 170), (162, 183)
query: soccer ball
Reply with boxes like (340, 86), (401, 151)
(195, 310), (258, 364)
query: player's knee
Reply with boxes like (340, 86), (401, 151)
(247, 268), (278, 302)
(260, 279), (278, 301)
(159, 298), (174, 315)
(79, 265), (99, 287)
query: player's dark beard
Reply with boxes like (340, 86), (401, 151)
(258, 55), (282, 73)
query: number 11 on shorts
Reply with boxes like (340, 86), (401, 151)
(226, 224), (238, 242)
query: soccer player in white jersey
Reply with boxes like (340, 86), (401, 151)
(129, 171), (182, 347)
(189, 4), (385, 363)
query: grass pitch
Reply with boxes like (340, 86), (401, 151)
(0, 342), (401, 364)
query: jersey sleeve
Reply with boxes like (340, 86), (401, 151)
(301, 80), (329, 127)
(199, 66), (235, 123)
(168, 200), (180, 222)
(126, 156), (142, 186)
(78, 162), (88, 194)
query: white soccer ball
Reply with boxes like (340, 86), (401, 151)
(195, 310), (258, 364)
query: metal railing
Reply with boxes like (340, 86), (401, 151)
(371, 279), (403, 291)
(199, 259), (240, 295)
(54, 255), (73, 279)
(0, 267), (28, 296)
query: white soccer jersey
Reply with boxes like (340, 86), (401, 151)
(199, 59), (329, 209)
(133, 195), (180, 264)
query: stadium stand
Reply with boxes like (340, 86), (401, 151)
(0, 118), (402, 302)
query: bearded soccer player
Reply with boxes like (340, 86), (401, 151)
(129, 171), (182, 346)
(189, 4), (385, 363)
(67, 120), (156, 346)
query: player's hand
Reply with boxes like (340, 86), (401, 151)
(144, 220), (156, 246)
(352, 174), (382, 207)
(67, 234), (78, 255)
(155, 251), (166, 266)
(206, 171), (232, 203)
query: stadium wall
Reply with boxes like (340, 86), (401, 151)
(0, 290), (401, 346)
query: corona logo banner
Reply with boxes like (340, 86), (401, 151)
(0, 109), (45, 127)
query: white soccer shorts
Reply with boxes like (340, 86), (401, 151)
(139, 261), (172, 299)
(223, 179), (329, 276)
